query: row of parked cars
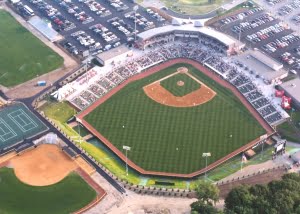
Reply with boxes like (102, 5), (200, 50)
(109, 17), (135, 36)
(292, 14), (300, 24)
(231, 13), (275, 33)
(90, 23), (119, 44)
(107, 0), (128, 12)
(246, 23), (285, 43)
(56, 0), (94, 24)
(280, 52), (300, 65)
(263, 33), (300, 53)
(27, 0), (76, 31)
(219, 7), (263, 25)
(265, 0), (285, 6)
(125, 11), (155, 30)
(77, 0), (111, 17)
(278, 0), (300, 16)
(146, 8), (165, 22)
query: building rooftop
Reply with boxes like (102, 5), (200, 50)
(280, 78), (300, 101)
(236, 52), (288, 82)
(137, 24), (243, 47)
(250, 50), (283, 71)
(96, 44), (131, 63)
(28, 16), (60, 42)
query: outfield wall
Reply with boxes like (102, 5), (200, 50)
(77, 58), (275, 178)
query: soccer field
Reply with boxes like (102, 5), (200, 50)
(0, 168), (96, 214)
(0, 10), (63, 87)
(84, 63), (266, 174)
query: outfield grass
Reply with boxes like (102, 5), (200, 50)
(40, 100), (274, 188)
(40, 101), (141, 184)
(0, 168), (96, 214)
(84, 63), (265, 174)
(0, 10), (63, 87)
(160, 73), (200, 97)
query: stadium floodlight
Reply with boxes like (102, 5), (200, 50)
(238, 14), (244, 53)
(202, 152), (211, 180)
(133, 5), (138, 42)
(123, 145), (131, 176)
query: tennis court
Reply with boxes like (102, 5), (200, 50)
(0, 103), (48, 150)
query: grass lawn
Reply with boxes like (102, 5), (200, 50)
(161, 0), (232, 15)
(0, 167), (96, 214)
(0, 10), (63, 87)
(84, 63), (265, 174)
(40, 101), (75, 123)
(160, 73), (200, 97)
(277, 110), (300, 143)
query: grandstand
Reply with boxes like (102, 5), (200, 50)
(0, 103), (48, 152)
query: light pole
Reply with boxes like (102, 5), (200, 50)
(202, 152), (211, 181)
(133, 5), (138, 42)
(260, 140), (265, 160)
(123, 145), (131, 176)
(238, 14), (244, 53)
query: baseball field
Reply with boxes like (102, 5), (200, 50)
(82, 62), (266, 174)
(0, 167), (96, 214)
(0, 10), (63, 87)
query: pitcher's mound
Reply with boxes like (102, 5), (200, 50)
(177, 81), (185, 86)
(10, 144), (77, 186)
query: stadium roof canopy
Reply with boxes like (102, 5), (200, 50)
(28, 16), (60, 42)
(137, 24), (241, 48)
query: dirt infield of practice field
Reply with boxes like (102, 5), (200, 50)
(10, 144), (77, 186)
(143, 69), (216, 107)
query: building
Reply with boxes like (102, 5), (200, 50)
(279, 78), (300, 109)
(136, 23), (245, 55)
(251, 50), (283, 71)
(235, 50), (288, 84)
(96, 44), (132, 66)
(28, 16), (61, 42)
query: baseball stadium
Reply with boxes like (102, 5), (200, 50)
(77, 58), (273, 178)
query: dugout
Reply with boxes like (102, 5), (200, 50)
(62, 146), (78, 160)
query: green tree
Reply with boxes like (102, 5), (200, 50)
(191, 200), (219, 214)
(224, 173), (300, 214)
(195, 180), (219, 205)
(224, 185), (254, 214)
(190, 180), (220, 214)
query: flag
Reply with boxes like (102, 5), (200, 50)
(242, 153), (247, 163)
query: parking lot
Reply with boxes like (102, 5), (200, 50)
(212, 6), (300, 73)
(13, 0), (167, 58)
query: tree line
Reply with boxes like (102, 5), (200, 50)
(191, 173), (300, 214)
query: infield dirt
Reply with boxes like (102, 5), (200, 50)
(143, 68), (216, 107)
(10, 144), (77, 186)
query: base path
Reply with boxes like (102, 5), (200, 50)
(143, 70), (216, 107)
(10, 144), (78, 186)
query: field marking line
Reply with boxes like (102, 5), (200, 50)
(8, 109), (38, 132)
(0, 118), (17, 141)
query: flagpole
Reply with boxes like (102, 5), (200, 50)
(240, 159), (243, 172)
